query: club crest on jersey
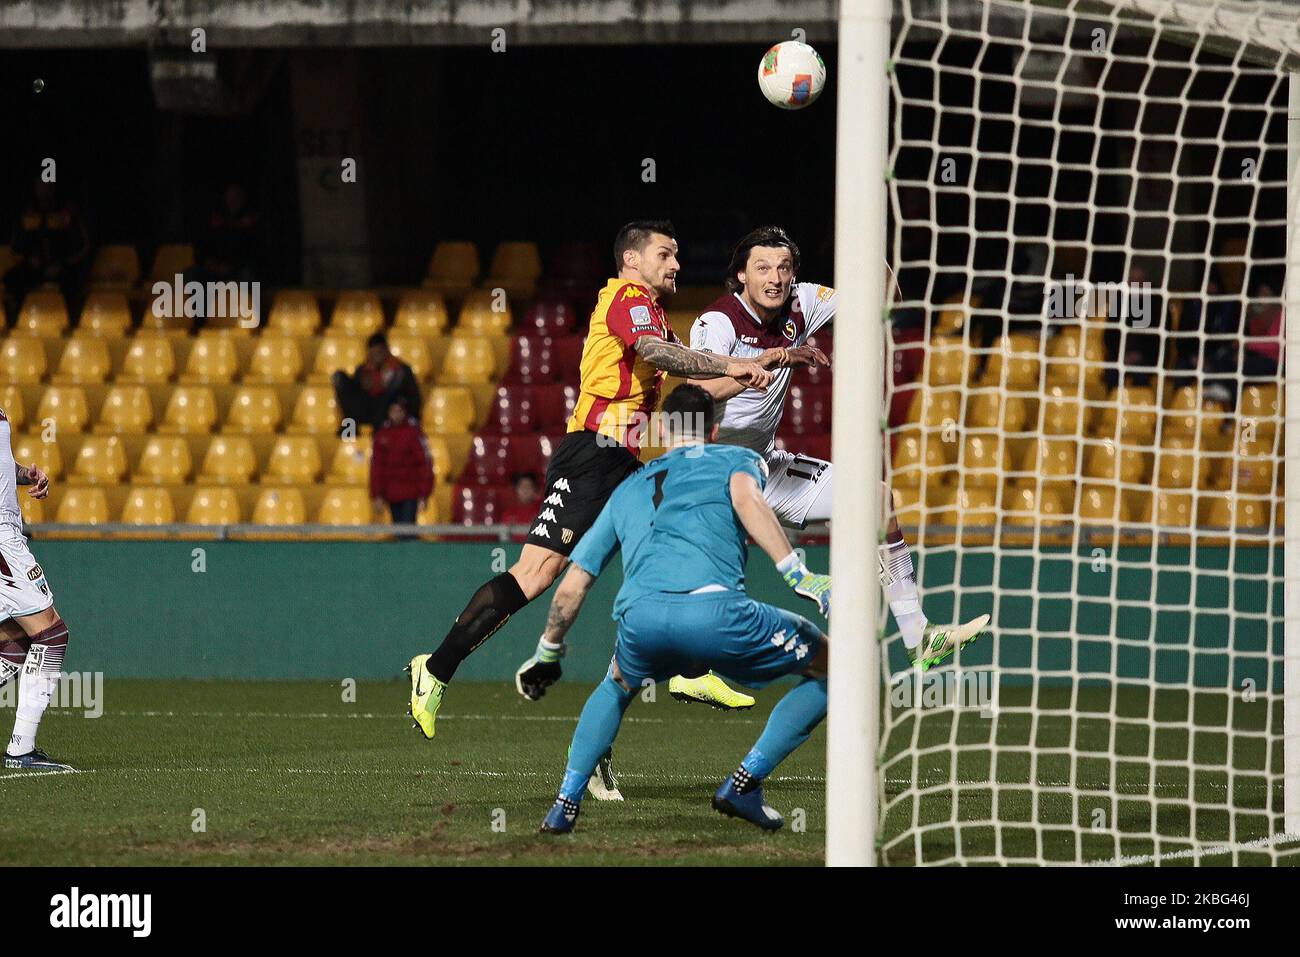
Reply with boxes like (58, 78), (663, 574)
(629, 305), (654, 328)
(782, 318), (797, 341)
(561, 528), (574, 545)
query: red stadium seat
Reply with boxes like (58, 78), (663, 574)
(459, 435), (514, 486)
(803, 331), (835, 386)
(512, 434), (561, 478)
(532, 383), (578, 432)
(550, 336), (585, 380)
(451, 484), (505, 526)
(524, 297), (580, 337)
(504, 335), (556, 385)
(784, 384), (832, 435)
(482, 385), (537, 435)
(776, 432), (832, 462)
(547, 242), (603, 285)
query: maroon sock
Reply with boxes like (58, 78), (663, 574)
(26, 619), (68, 675)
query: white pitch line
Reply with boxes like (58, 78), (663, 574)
(44, 710), (766, 726)
(1085, 832), (1300, 866)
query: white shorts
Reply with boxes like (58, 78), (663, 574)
(763, 450), (833, 528)
(0, 528), (54, 621)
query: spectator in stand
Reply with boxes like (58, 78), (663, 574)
(370, 398), (433, 524)
(4, 178), (91, 322)
(1241, 269), (1284, 379)
(195, 183), (261, 284)
(333, 333), (422, 432)
(500, 472), (543, 540)
(1173, 261), (1241, 402)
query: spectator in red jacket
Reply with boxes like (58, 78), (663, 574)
(500, 472), (543, 540)
(370, 399), (433, 524)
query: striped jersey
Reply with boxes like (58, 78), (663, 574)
(0, 413), (21, 529)
(567, 278), (680, 453)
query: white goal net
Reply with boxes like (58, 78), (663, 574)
(879, 0), (1300, 864)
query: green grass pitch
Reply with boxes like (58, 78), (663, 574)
(3, 679), (1296, 866)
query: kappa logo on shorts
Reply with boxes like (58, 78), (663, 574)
(26, 564), (43, 581)
(771, 629), (810, 660)
(561, 528), (574, 545)
(530, 524), (551, 539)
(543, 492), (564, 507)
(553, 478), (572, 493)
(538, 508), (558, 523)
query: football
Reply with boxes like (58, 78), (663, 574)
(757, 40), (827, 109)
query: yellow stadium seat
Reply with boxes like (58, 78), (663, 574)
(264, 436), (322, 485)
(426, 434), (454, 485)
(925, 338), (972, 387)
(121, 486), (175, 525)
(1, 337), (49, 383)
(960, 434), (1010, 488)
(16, 289), (69, 337)
(984, 333), (1040, 391)
(52, 336), (112, 384)
(1078, 483), (1122, 525)
(423, 386), (476, 433)
(394, 290), (449, 337)
(329, 292), (385, 338)
(251, 487), (306, 525)
(19, 494), (45, 525)
(12, 435), (62, 479)
(288, 386), (340, 435)
(187, 486), (242, 525)
(149, 243), (195, 283)
(905, 388), (961, 429)
(78, 291), (133, 336)
(1045, 326), (1083, 385)
(964, 390), (1001, 430)
(1233, 494), (1272, 531)
(223, 387), (282, 434)
(95, 385), (153, 434)
(317, 486), (374, 526)
(88, 244), (141, 291)
(1082, 439), (1149, 485)
(34, 386), (91, 434)
(0, 386), (26, 431)
(1155, 490), (1193, 531)
(1199, 492), (1234, 530)
(456, 290), (513, 335)
(388, 334), (435, 382)
(1040, 384), (1084, 436)
(488, 241), (542, 285)
(135, 436), (193, 485)
(1222, 434), (1276, 492)
(1240, 384), (1281, 437)
(158, 386), (218, 434)
(120, 335), (177, 383)
(267, 291), (322, 336)
(1155, 437), (1207, 490)
(245, 336), (303, 384)
(72, 436), (128, 484)
(1093, 385), (1158, 441)
(310, 335), (365, 382)
(180, 335), (239, 384)
(198, 435), (257, 484)
(327, 436), (371, 484)
(56, 486), (109, 525)
(426, 241), (481, 293)
(439, 337), (497, 385)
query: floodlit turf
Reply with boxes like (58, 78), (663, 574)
(0, 680), (827, 866)
(5, 679), (1297, 866)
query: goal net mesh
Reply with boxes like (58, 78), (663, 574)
(881, 0), (1300, 864)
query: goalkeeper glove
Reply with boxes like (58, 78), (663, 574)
(777, 552), (832, 618)
(515, 638), (565, 701)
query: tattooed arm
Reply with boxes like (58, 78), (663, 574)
(541, 565), (597, 645)
(15, 464), (49, 499)
(634, 337), (775, 391)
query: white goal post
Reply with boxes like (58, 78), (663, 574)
(831, 0), (1300, 866)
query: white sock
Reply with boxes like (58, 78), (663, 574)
(880, 537), (929, 648)
(9, 665), (55, 756)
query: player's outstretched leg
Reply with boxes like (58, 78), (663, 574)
(714, 675), (827, 831)
(3, 614), (74, 772)
(541, 672), (636, 834)
(409, 545), (563, 739)
(910, 614), (991, 671)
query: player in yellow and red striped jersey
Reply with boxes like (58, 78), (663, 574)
(406, 221), (820, 753)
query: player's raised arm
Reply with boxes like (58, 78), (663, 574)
(633, 336), (774, 391)
(729, 470), (831, 617)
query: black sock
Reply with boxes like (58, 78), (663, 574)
(426, 572), (529, 683)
